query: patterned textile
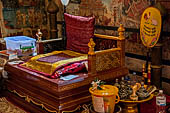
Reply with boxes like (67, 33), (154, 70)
(37, 53), (75, 63)
(64, 13), (95, 54)
(19, 50), (87, 78)
(52, 62), (86, 78)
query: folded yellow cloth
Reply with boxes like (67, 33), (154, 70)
(21, 50), (87, 75)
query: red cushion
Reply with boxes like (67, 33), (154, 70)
(64, 13), (95, 54)
(51, 62), (86, 79)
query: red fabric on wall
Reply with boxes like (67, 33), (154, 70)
(64, 13), (95, 54)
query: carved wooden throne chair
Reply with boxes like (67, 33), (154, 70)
(4, 13), (128, 113)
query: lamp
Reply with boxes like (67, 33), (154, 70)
(61, 0), (70, 6)
(61, 0), (70, 13)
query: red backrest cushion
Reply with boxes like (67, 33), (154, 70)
(64, 13), (95, 54)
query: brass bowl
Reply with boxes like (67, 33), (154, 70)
(119, 94), (154, 104)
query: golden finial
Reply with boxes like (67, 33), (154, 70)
(147, 63), (151, 85)
(36, 29), (42, 42)
(88, 38), (95, 55)
(142, 64), (145, 71)
(118, 24), (125, 39)
(148, 63), (151, 71)
(142, 64), (147, 78)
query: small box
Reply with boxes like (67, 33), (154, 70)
(4, 36), (36, 57)
(0, 50), (17, 60)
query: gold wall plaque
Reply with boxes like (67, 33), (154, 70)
(140, 7), (162, 48)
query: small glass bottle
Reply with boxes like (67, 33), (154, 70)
(126, 81), (132, 96)
(114, 78), (120, 89)
(124, 75), (130, 85)
(120, 77), (125, 86)
(131, 72), (137, 85)
(156, 90), (166, 113)
(119, 84), (128, 100)
(137, 82), (148, 99)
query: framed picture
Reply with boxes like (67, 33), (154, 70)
(70, 0), (81, 4)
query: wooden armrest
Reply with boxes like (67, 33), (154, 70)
(94, 34), (124, 41)
(38, 38), (62, 44)
(94, 24), (125, 41)
(88, 24), (125, 76)
(95, 48), (121, 55)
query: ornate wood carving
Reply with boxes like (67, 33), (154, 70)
(47, 0), (59, 39)
(96, 51), (121, 72)
(88, 24), (126, 75)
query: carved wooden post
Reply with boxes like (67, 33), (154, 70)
(117, 24), (125, 67)
(36, 42), (44, 54)
(151, 2), (167, 89)
(36, 29), (44, 54)
(88, 38), (96, 76)
(88, 38), (95, 55)
(47, 0), (59, 39)
(151, 43), (162, 89)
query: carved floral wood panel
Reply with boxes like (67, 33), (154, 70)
(96, 51), (120, 72)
